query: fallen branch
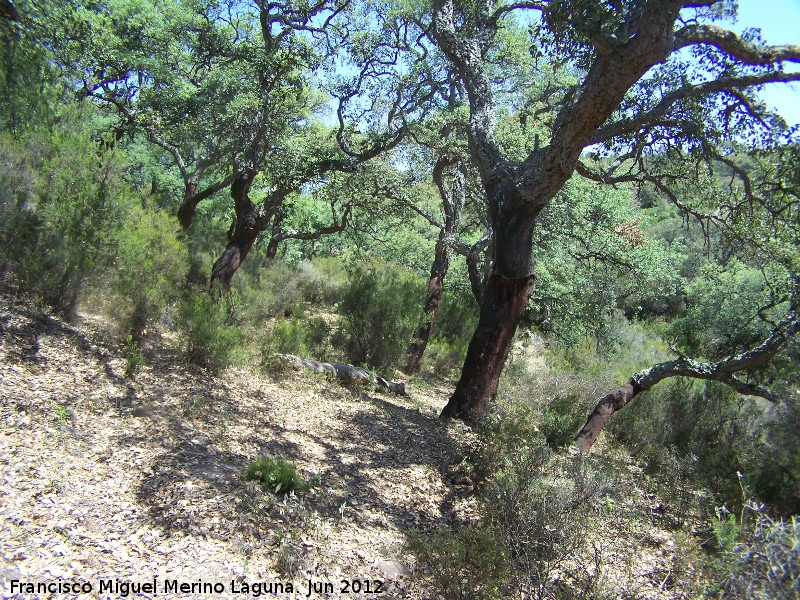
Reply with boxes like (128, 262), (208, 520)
(276, 355), (406, 395)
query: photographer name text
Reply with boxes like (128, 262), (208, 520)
(9, 577), (385, 597)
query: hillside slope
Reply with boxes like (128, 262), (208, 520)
(0, 298), (472, 599)
(0, 297), (700, 599)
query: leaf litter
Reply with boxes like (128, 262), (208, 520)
(0, 297), (692, 599)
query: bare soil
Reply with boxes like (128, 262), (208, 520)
(0, 297), (698, 599)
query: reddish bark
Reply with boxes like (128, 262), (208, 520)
(574, 382), (641, 452)
(210, 170), (265, 295)
(176, 182), (198, 230)
(439, 272), (534, 421)
(176, 174), (237, 230)
(265, 213), (286, 262)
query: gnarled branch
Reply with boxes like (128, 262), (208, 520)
(576, 310), (800, 451)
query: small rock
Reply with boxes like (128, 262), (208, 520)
(378, 560), (409, 578)
(131, 405), (151, 418)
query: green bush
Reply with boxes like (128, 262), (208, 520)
(610, 378), (800, 516)
(410, 422), (612, 600)
(111, 207), (187, 342)
(406, 526), (508, 600)
(305, 316), (330, 355)
(303, 257), (349, 304)
(430, 282), (479, 346)
(335, 262), (424, 371)
(124, 334), (144, 377)
(179, 293), (241, 373)
(424, 338), (470, 378)
(541, 394), (590, 450)
(485, 443), (612, 599)
(244, 456), (311, 495)
(232, 257), (349, 325)
(264, 318), (308, 356)
(0, 107), (131, 318)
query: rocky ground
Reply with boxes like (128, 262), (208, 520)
(0, 297), (699, 599)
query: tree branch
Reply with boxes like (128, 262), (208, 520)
(576, 309), (800, 451)
(674, 24), (800, 65)
(591, 71), (800, 145)
(270, 204), (352, 243)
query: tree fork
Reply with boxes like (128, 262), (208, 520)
(177, 182), (198, 229)
(210, 170), (265, 295)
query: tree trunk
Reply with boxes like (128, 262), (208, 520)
(574, 382), (642, 452)
(466, 256), (485, 306)
(265, 212), (285, 262)
(177, 173), (237, 230)
(404, 238), (450, 375)
(404, 157), (465, 374)
(440, 180), (537, 422)
(440, 271), (533, 421)
(210, 169), (265, 295)
(176, 181), (199, 229)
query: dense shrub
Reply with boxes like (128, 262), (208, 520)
(111, 207), (187, 342)
(410, 416), (612, 600)
(424, 338), (471, 378)
(610, 378), (800, 516)
(335, 262), (424, 371)
(492, 346), (605, 455)
(422, 281), (479, 376)
(486, 443), (611, 599)
(230, 258), (348, 327)
(406, 526), (508, 600)
(541, 394), (590, 450)
(431, 280), (480, 344)
(0, 108), (130, 318)
(179, 293), (241, 373)
(264, 318), (308, 357)
(304, 316), (331, 355)
(124, 334), (144, 377)
(667, 261), (782, 360)
(304, 257), (349, 303)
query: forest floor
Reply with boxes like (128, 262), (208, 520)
(0, 296), (705, 599)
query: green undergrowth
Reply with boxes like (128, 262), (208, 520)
(409, 331), (800, 598)
(244, 456), (312, 496)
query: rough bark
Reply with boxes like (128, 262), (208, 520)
(177, 181), (198, 229)
(466, 257), (485, 306)
(438, 173), (537, 420)
(177, 173), (237, 230)
(404, 242), (449, 375)
(0, 0), (19, 21)
(431, 0), (682, 421)
(440, 271), (534, 421)
(209, 169), (266, 295)
(404, 158), (465, 374)
(576, 310), (800, 451)
(265, 213), (285, 262)
(575, 382), (642, 452)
